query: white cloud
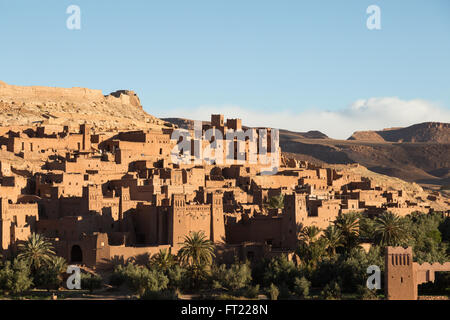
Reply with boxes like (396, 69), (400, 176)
(157, 97), (450, 139)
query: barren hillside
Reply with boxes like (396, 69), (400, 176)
(349, 122), (450, 143)
(0, 81), (168, 131)
(281, 132), (450, 190)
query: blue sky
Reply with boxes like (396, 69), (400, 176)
(0, 0), (449, 138)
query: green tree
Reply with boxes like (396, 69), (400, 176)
(374, 212), (409, 246)
(268, 194), (285, 209)
(321, 280), (342, 300)
(334, 213), (360, 251)
(150, 248), (176, 271)
(0, 259), (33, 295)
(17, 233), (55, 273)
(267, 283), (279, 300)
(321, 225), (344, 257)
(356, 285), (379, 300)
(35, 256), (68, 290)
(178, 231), (215, 287)
(294, 276), (311, 298)
(51, 256), (68, 275)
(255, 255), (300, 290)
(404, 212), (448, 263)
(212, 261), (252, 293)
(111, 263), (169, 297)
(296, 225), (327, 269)
(178, 231), (215, 267)
(166, 264), (187, 290)
(81, 273), (103, 293)
(309, 245), (383, 293)
(359, 215), (376, 240)
(298, 225), (321, 246)
(439, 216), (450, 242)
(244, 284), (260, 299)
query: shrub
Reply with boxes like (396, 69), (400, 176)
(212, 262), (252, 293)
(110, 263), (169, 297)
(311, 246), (383, 293)
(267, 283), (279, 300)
(278, 283), (292, 300)
(294, 277), (310, 298)
(215, 293), (245, 300)
(34, 267), (60, 291)
(166, 264), (187, 290)
(243, 284), (260, 299)
(356, 285), (379, 300)
(321, 280), (342, 300)
(405, 212), (448, 263)
(438, 216), (450, 242)
(254, 255), (299, 290)
(81, 273), (102, 293)
(141, 289), (179, 300)
(0, 259), (33, 295)
(268, 194), (284, 209)
(109, 267), (127, 287)
(418, 272), (450, 295)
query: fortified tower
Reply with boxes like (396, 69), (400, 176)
(80, 124), (91, 151)
(282, 193), (307, 249)
(169, 194), (186, 248)
(385, 246), (417, 300)
(207, 192), (225, 243)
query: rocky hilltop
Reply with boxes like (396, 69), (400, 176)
(348, 122), (450, 143)
(0, 81), (166, 131)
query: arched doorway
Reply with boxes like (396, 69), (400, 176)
(71, 245), (83, 263)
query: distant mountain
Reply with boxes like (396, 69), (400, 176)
(348, 122), (450, 143)
(282, 123), (450, 190)
(279, 129), (328, 139)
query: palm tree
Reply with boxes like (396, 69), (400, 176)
(298, 225), (321, 246)
(150, 248), (176, 270)
(335, 213), (360, 251)
(374, 212), (409, 246)
(17, 233), (55, 272)
(296, 225), (325, 269)
(178, 231), (215, 269)
(50, 256), (68, 275)
(45, 256), (68, 290)
(322, 225), (344, 257)
(268, 194), (285, 209)
(178, 231), (215, 288)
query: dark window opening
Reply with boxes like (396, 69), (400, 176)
(70, 245), (83, 263)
